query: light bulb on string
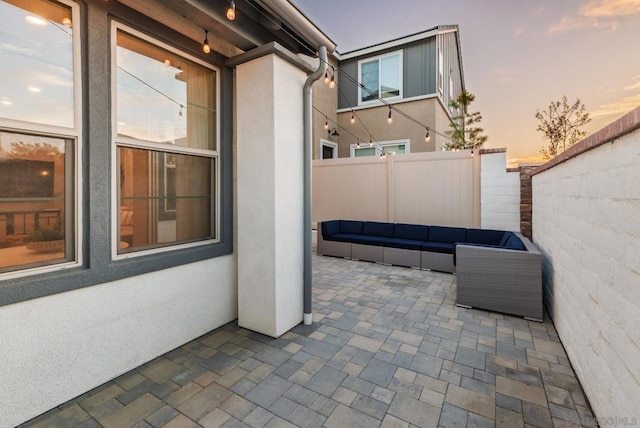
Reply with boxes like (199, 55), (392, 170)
(178, 105), (184, 119)
(226, 0), (236, 20)
(387, 107), (393, 124)
(324, 70), (330, 84)
(425, 128), (431, 142)
(356, 141), (360, 148)
(350, 112), (355, 124)
(328, 73), (336, 89)
(369, 138), (373, 147)
(202, 29), (211, 54)
(324, 117), (329, 130)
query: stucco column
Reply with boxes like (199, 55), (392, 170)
(236, 53), (307, 337)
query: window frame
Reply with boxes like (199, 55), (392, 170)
(357, 50), (403, 106)
(0, 0), (82, 280)
(438, 48), (444, 95)
(350, 139), (410, 158)
(320, 139), (337, 159)
(110, 22), (221, 260)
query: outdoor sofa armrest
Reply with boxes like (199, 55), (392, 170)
(455, 235), (543, 321)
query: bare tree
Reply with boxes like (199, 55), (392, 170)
(444, 90), (488, 151)
(535, 96), (591, 159)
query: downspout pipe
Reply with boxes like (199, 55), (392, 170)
(303, 46), (327, 325)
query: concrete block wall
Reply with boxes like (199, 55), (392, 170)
(480, 149), (521, 232)
(532, 106), (640, 419)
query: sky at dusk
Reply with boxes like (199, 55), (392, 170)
(291, 0), (640, 163)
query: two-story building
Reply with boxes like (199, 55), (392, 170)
(313, 26), (465, 159)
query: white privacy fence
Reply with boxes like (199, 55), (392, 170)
(312, 150), (481, 228)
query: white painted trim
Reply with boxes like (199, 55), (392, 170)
(337, 93), (439, 113)
(110, 22), (221, 260)
(319, 139), (337, 159)
(340, 29), (438, 59)
(357, 50), (403, 107)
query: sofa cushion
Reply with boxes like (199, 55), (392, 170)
(393, 223), (429, 241)
(428, 226), (467, 243)
(466, 229), (506, 246)
(504, 234), (526, 250)
(499, 232), (514, 246)
(329, 233), (361, 243)
(422, 241), (455, 254)
(385, 237), (424, 250)
(322, 220), (340, 238)
(339, 220), (364, 235)
(352, 235), (390, 246)
(363, 221), (395, 237)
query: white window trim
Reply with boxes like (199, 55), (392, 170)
(0, 0), (83, 280)
(350, 139), (410, 158)
(320, 139), (337, 159)
(110, 22), (221, 260)
(438, 48), (444, 95)
(357, 50), (403, 106)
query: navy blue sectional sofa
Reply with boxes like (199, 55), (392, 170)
(317, 220), (526, 273)
(317, 219), (543, 320)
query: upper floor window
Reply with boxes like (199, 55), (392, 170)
(0, 0), (79, 276)
(358, 51), (402, 105)
(114, 25), (219, 256)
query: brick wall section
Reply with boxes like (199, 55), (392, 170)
(518, 166), (537, 239)
(531, 105), (640, 419)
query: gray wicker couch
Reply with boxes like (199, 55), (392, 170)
(455, 233), (543, 321)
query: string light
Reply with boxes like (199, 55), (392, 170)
(369, 139), (373, 147)
(324, 117), (329, 130)
(226, 0), (236, 20)
(328, 72), (336, 89)
(178, 105), (184, 119)
(324, 69), (330, 84)
(387, 107), (393, 124)
(202, 29), (210, 54)
(425, 128), (431, 142)
(356, 140), (360, 148)
(350, 111), (355, 124)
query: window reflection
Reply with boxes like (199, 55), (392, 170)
(0, 132), (71, 271)
(0, 0), (74, 128)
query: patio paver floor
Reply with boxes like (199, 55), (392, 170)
(22, 253), (596, 427)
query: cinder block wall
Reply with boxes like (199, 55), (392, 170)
(532, 107), (640, 418)
(480, 149), (521, 232)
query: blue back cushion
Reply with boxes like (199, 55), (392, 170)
(504, 234), (526, 250)
(393, 223), (429, 241)
(499, 232), (515, 246)
(363, 221), (395, 237)
(467, 229), (506, 246)
(428, 226), (467, 243)
(339, 220), (364, 235)
(321, 220), (340, 238)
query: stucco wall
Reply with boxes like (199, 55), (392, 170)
(0, 255), (238, 427)
(480, 149), (521, 232)
(532, 107), (640, 419)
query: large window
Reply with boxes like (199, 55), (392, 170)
(114, 26), (218, 255)
(358, 51), (402, 105)
(0, 0), (79, 275)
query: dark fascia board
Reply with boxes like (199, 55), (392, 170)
(225, 41), (315, 73)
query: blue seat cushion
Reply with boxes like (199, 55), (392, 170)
(385, 237), (424, 250)
(504, 234), (526, 250)
(393, 223), (429, 241)
(352, 235), (390, 246)
(322, 220), (340, 238)
(466, 229), (506, 246)
(329, 233), (361, 243)
(499, 232), (515, 246)
(363, 221), (395, 237)
(339, 220), (364, 235)
(428, 226), (467, 243)
(422, 241), (456, 254)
